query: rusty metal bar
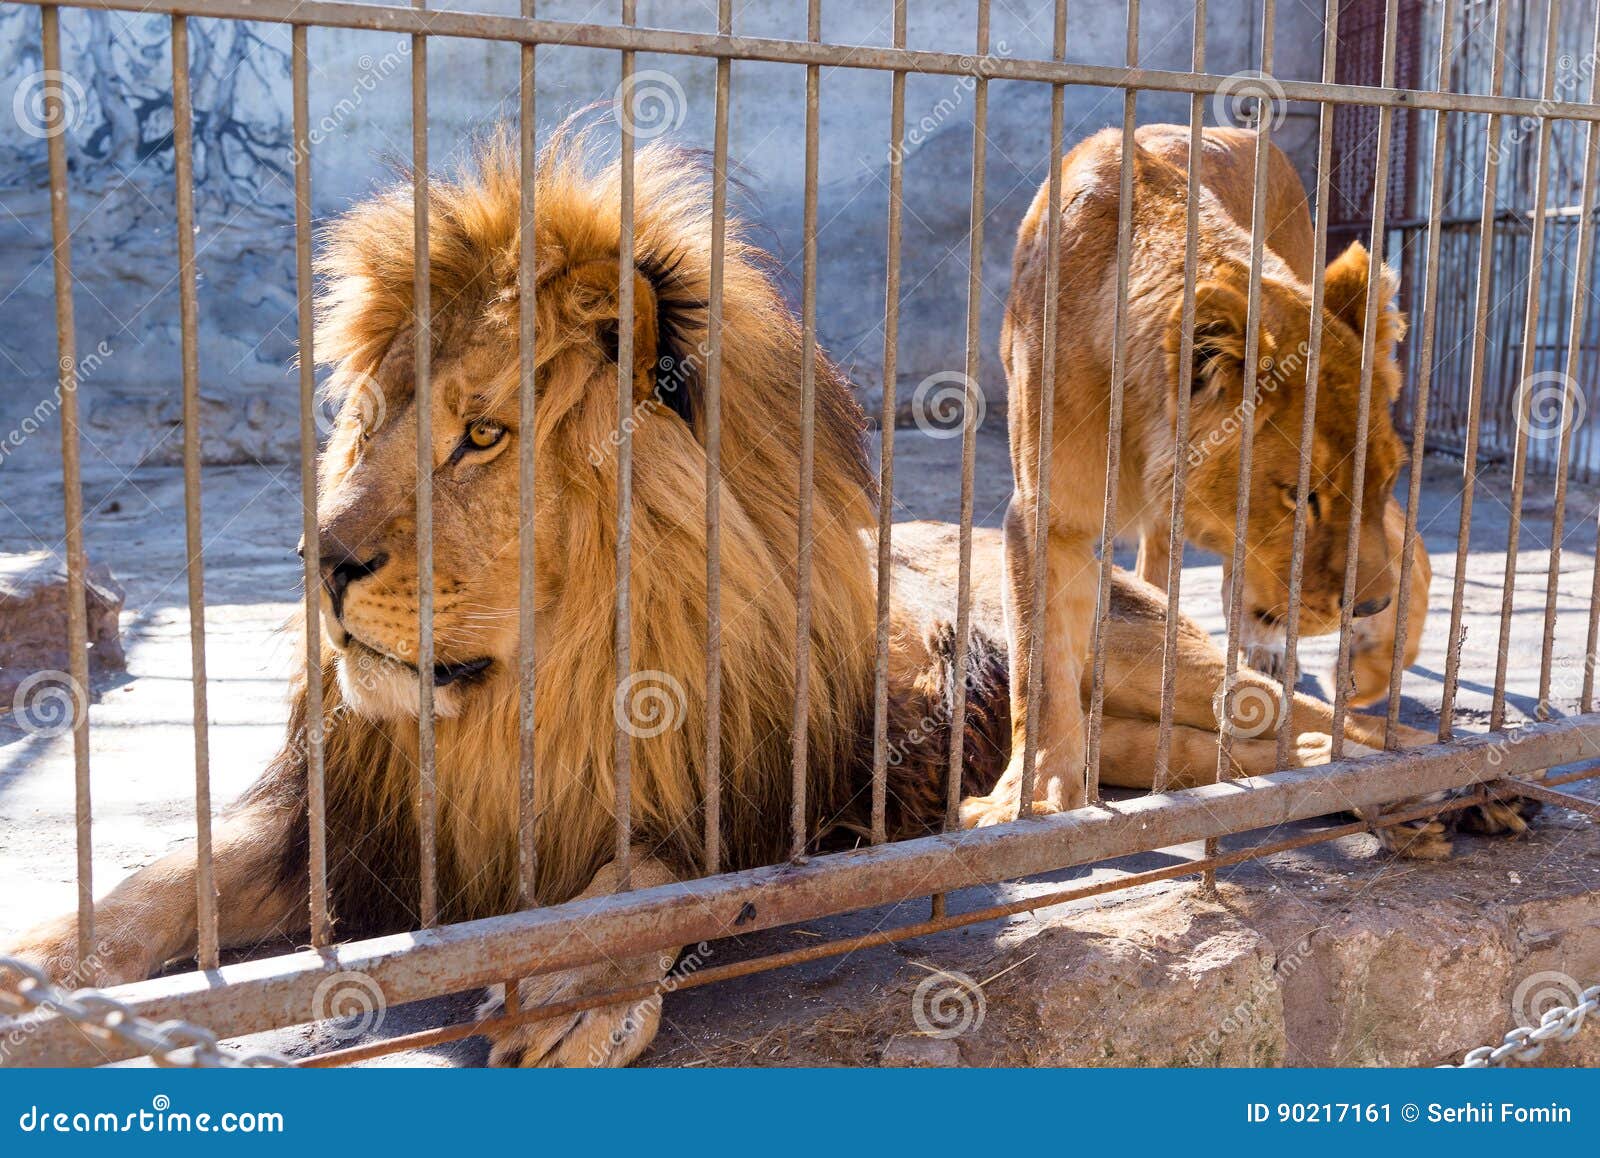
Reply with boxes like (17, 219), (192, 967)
(1329, 0), (1400, 759)
(411, 8), (437, 928)
(1019, 0), (1069, 810)
(703, 0), (731, 873)
(517, 0), (538, 906)
(1490, 0), (1562, 733)
(41, 5), (93, 967)
(615, 0), (638, 889)
(1440, 2), (1510, 738)
(944, 0), (989, 838)
(169, 13), (217, 970)
(871, 0), (907, 847)
(9, 0), (1600, 123)
(1086, 0), (1140, 798)
(19, 716), (1598, 1067)
(1537, 7), (1600, 720)
(791, 0), (821, 861)
(1217, 0), (1276, 787)
(1152, 0), (1204, 790)
(290, 23), (329, 948)
(1274, 0), (1340, 768)
(297, 767), (1592, 1068)
(1382, 0), (1459, 748)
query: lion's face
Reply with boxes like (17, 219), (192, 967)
(1175, 241), (1406, 650)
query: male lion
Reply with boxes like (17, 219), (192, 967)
(964, 124), (1411, 827)
(3, 130), (1475, 1068)
(1132, 126), (1430, 705)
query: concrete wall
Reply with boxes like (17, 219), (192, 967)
(0, 0), (1325, 468)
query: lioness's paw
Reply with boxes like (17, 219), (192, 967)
(1456, 794), (1541, 836)
(480, 950), (676, 1068)
(1377, 817), (1454, 861)
(958, 793), (1060, 829)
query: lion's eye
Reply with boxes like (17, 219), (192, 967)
(465, 420), (505, 451)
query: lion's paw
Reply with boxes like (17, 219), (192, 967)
(958, 793), (1060, 829)
(479, 950), (676, 1068)
(1455, 794), (1541, 836)
(2, 915), (146, 992)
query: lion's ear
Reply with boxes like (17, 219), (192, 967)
(1172, 280), (1251, 395)
(1323, 241), (1406, 352)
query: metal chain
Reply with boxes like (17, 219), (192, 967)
(0, 955), (289, 1068)
(1448, 984), (1600, 1068)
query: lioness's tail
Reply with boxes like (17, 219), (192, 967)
(865, 623), (1012, 842)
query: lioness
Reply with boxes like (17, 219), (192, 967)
(965, 125), (1409, 827)
(1, 130), (1472, 1068)
(1133, 126), (1430, 701)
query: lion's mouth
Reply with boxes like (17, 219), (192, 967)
(344, 635), (494, 688)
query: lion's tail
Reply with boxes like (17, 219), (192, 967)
(865, 622), (1012, 842)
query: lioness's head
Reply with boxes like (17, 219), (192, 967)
(1168, 241), (1407, 647)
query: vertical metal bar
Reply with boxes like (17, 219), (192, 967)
(1382, 0), (1459, 748)
(704, 0), (731, 872)
(1489, 0), (1561, 733)
(1274, 0), (1341, 766)
(944, 0), (988, 837)
(1152, 0), (1204, 790)
(1329, 0), (1400, 759)
(517, 0), (538, 906)
(170, 13), (217, 970)
(1217, 0), (1276, 783)
(291, 23), (329, 948)
(1085, 0), (1139, 800)
(791, 0), (820, 861)
(1019, 0), (1068, 810)
(1439, 1), (1510, 738)
(615, 0), (638, 887)
(871, 0), (906, 847)
(1546, 61), (1599, 715)
(42, 6), (92, 966)
(412, 5), (437, 927)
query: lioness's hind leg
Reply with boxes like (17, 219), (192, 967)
(1099, 715), (1333, 791)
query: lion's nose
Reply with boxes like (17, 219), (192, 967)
(1350, 594), (1391, 619)
(320, 549), (389, 617)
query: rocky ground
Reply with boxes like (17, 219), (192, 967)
(2, 424), (1598, 1066)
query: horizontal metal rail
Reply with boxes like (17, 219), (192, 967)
(11, 715), (1597, 1067)
(11, 0), (1600, 123)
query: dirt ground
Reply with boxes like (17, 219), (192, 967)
(2, 423), (1599, 1065)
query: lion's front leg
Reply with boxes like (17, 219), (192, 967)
(3, 781), (307, 989)
(481, 853), (678, 1068)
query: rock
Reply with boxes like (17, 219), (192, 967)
(879, 1034), (962, 1068)
(0, 550), (125, 705)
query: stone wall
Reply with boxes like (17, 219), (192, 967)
(0, 0), (1325, 468)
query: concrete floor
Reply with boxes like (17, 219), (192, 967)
(2, 423), (1599, 1065)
